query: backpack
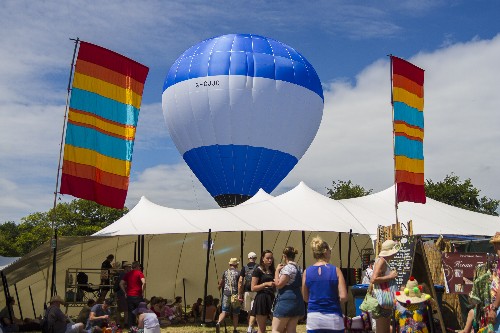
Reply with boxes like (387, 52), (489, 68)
(76, 272), (88, 285)
(243, 264), (256, 292)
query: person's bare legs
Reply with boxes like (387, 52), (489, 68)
(285, 316), (300, 333)
(232, 313), (239, 331)
(271, 316), (289, 333)
(256, 314), (268, 333)
(375, 317), (391, 333)
(248, 315), (256, 332)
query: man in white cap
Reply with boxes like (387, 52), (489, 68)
(216, 258), (241, 333)
(238, 252), (258, 333)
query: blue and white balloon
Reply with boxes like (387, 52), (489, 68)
(162, 34), (323, 207)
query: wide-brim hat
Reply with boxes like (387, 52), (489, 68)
(490, 232), (500, 244)
(50, 295), (66, 305)
(229, 258), (240, 265)
(395, 277), (431, 304)
(379, 239), (400, 257)
(132, 302), (152, 315)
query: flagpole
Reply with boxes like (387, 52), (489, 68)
(389, 54), (399, 225)
(49, 37), (80, 299)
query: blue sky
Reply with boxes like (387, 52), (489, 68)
(1, 0), (499, 223)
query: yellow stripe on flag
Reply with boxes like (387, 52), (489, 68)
(394, 123), (424, 140)
(393, 87), (424, 111)
(68, 110), (136, 140)
(63, 144), (130, 177)
(73, 72), (143, 109)
(395, 155), (424, 174)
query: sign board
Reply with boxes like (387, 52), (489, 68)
(389, 235), (417, 289)
(441, 252), (487, 294)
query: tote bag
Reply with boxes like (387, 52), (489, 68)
(372, 280), (397, 309)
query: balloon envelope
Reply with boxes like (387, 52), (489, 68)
(162, 34), (323, 207)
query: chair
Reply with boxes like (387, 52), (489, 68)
(76, 272), (100, 302)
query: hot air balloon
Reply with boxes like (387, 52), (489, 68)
(162, 34), (323, 207)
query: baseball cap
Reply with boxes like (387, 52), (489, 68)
(248, 252), (257, 259)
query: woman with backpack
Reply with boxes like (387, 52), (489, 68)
(271, 246), (305, 333)
(251, 250), (276, 333)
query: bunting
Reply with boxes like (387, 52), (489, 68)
(60, 41), (149, 209)
(391, 56), (426, 204)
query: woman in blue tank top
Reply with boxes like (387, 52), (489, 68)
(302, 236), (347, 333)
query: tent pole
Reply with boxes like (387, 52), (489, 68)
(140, 235), (145, 269)
(260, 231), (264, 255)
(50, 228), (58, 297)
(29, 286), (37, 318)
(133, 241), (137, 262)
(240, 231), (244, 262)
(1, 271), (13, 325)
(202, 229), (212, 325)
(338, 232), (342, 268)
(301, 231), (306, 269)
(344, 229), (353, 315)
(14, 284), (23, 320)
(182, 278), (187, 321)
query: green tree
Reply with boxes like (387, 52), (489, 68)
(327, 180), (373, 200)
(425, 173), (499, 216)
(0, 221), (22, 256)
(1, 199), (128, 256)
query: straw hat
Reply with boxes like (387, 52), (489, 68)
(490, 232), (500, 244)
(378, 240), (400, 257)
(228, 258), (240, 265)
(50, 295), (65, 305)
(395, 277), (431, 304)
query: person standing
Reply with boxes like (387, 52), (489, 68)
(120, 261), (146, 328)
(302, 236), (347, 333)
(361, 259), (375, 284)
(99, 254), (114, 300)
(251, 250), (276, 333)
(239, 251), (258, 333)
(272, 246), (304, 333)
(44, 295), (84, 333)
(487, 233), (500, 331)
(115, 261), (131, 327)
(371, 239), (400, 333)
(215, 258), (241, 333)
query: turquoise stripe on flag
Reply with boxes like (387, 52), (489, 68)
(70, 88), (140, 126)
(65, 123), (134, 161)
(395, 136), (424, 160)
(394, 102), (424, 129)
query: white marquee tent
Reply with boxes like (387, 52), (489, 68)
(94, 182), (500, 238)
(2, 182), (498, 317)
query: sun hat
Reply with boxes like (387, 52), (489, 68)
(490, 232), (500, 244)
(378, 239), (400, 257)
(122, 261), (132, 267)
(229, 258), (240, 265)
(50, 295), (66, 305)
(248, 252), (257, 259)
(395, 277), (432, 304)
(132, 302), (152, 315)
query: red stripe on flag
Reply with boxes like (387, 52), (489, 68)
(392, 56), (424, 86)
(77, 41), (149, 84)
(60, 173), (127, 209)
(397, 182), (426, 204)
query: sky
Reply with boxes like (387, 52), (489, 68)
(1, 0), (499, 223)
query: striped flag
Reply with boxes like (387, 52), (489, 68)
(391, 56), (426, 204)
(60, 41), (149, 209)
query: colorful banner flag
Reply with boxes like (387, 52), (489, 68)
(391, 56), (426, 204)
(60, 41), (149, 209)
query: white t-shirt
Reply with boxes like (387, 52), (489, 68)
(361, 267), (373, 284)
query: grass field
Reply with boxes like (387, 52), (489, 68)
(154, 323), (307, 333)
